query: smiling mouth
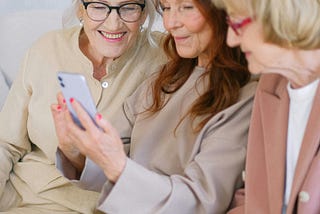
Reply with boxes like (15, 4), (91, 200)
(174, 35), (188, 40)
(99, 31), (126, 39)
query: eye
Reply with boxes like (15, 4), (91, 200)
(160, 2), (170, 12)
(88, 3), (108, 10)
(161, 6), (170, 11)
(121, 4), (140, 12)
(179, 3), (195, 11)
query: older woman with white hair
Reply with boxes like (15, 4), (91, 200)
(215, 0), (320, 213)
(0, 0), (167, 213)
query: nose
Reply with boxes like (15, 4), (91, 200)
(163, 9), (182, 31)
(103, 9), (122, 29)
(226, 27), (241, 48)
(108, 8), (121, 20)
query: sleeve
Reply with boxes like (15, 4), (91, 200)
(0, 50), (32, 196)
(56, 148), (108, 192)
(55, 101), (133, 191)
(95, 87), (255, 214)
(55, 148), (79, 180)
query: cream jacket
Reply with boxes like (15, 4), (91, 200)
(0, 26), (167, 213)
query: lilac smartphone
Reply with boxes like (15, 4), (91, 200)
(57, 71), (98, 129)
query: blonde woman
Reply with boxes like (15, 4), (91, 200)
(0, 0), (167, 213)
(215, 0), (320, 213)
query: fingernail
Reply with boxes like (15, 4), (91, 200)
(57, 105), (62, 111)
(97, 114), (102, 120)
(70, 98), (74, 103)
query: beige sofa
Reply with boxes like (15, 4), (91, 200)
(0, 1), (71, 110)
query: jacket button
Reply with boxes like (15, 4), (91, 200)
(299, 191), (310, 203)
(101, 81), (109, 88)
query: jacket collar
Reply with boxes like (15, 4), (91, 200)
(259, 75), (289, 212)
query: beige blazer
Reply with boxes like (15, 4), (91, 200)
(228, 73), (320, 214)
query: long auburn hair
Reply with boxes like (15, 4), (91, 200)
(147, 0), (250, 132)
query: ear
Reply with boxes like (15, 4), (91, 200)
(77, 4), (85, 20)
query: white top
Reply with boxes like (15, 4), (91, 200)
(284, 79), (319, 209)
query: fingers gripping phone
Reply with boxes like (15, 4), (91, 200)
(57, 72), (98, 130)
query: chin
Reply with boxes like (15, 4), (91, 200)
(102, 49), (124, 58)
(176, 50), (196, 59)
(248, 63), (264, 75)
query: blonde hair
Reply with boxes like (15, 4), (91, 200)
(214, 0), (320, 49)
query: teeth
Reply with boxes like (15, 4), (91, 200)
(101, 31), (124, 39)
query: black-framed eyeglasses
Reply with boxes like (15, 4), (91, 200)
(226, 16), (252, 36)
(81, 0), (145, 23)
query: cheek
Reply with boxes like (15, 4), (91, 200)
(82, 20), (102, 40)
(186, 16), (207, 33)
(255, 45), (284, 66)
(247, 45), (288, 75)
(83, 24), (98, 43)
(125, 23), (141, 47)
(162, 15), (171, 31)
(126, 22), (141, 33)
(194, 23), (212, 52)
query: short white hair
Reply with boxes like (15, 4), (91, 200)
(62, 0), (158, 46)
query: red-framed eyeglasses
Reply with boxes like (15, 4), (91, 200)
(226, 16), (252, 36)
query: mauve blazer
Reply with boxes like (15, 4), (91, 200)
(228, 73), (320, 214)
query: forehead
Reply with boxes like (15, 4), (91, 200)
(223, 0), (251, 17)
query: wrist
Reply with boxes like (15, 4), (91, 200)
(59, 147), (85, 177)
(105, 157), (127, 183)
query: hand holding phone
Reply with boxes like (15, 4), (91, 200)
(57, 72), (98, 129)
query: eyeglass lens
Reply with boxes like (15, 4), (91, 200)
(84, 1), (145, 22)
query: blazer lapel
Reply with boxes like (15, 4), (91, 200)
(287, 83), (320, 213)
(260, 78), (289, 212)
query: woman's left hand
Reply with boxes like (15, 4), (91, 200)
(65, 98), (127, 183)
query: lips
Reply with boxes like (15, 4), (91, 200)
(173, 36), (190, 45)
(242, 50), (251, 58)
(99, 31), (126, 39)
(173, 35), (188, 41)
